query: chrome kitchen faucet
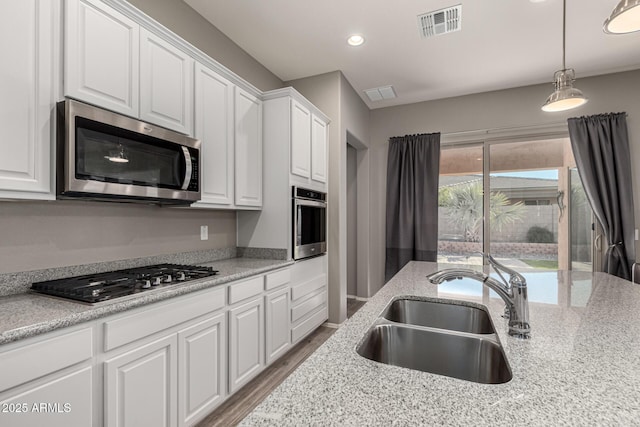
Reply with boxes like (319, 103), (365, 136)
(427, 254), (531, 339)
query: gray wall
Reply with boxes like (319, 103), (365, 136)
(369, 69), (640, 290)
(1, 0), (283, 274)
(0, 201), (236, 273)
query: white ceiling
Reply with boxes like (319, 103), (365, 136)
(184, 0), (640, 109)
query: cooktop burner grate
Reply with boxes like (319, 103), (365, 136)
(31, 263), (219, 304)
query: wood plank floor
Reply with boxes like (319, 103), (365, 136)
(196, 298), (365, 427)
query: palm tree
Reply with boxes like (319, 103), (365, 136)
(439, 182), (524, 242)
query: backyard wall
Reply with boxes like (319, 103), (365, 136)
(437, 241), (558, 260)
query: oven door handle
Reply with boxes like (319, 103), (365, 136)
(294, 198), (326, 208)
(181, 146), (192, 190)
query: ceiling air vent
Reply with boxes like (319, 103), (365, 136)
(364, 86), (396, 102)
(418, 4), (462, 38)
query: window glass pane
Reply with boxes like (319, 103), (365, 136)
(438, 145), (484, 265)
(489, 139), (566, 271)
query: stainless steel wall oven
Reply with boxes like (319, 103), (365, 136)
(293, 186), (327, 260)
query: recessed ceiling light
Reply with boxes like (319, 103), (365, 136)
(347, 34), (365, 46)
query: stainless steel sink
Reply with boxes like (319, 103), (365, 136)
(356, 323), (512, 384)
(381, 298), (495, 334)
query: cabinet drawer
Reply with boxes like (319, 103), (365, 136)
(291, 306), (327, 343)
(265, 268), (291, 291)
(0, 327), (93, 391)
(228, 276), (264, 305)
(291, 290), (327, 324)
(103, 287), (225, 351)
(291, 274), (326, 302)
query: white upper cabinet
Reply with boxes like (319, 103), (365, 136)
(192, 63), (234, 208)
(65, 0), (139, 118)
(311, 114), (328, 183)
(0, 0), (59, 200)
(140, 28), (193, 135)
(290, 99), (311, 179)
(283, 93), (329, 189)
(234, 87), (262, 208)
(65, 1), (194, 135)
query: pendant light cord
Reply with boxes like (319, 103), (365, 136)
(562, 0), (566, 70)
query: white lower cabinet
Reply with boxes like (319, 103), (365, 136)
(0, 326), (94, 427)
(178, 313), (226, 427)
(290, 256), (328, 345)
(0, 366), (93, 427)
(0, 267), (327, 427)
(228, 296), (264, 393)
(265, 287), (290, 364)
(104, 334), (178, 427)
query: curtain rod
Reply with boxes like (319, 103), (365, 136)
(441, 121), (568, 138)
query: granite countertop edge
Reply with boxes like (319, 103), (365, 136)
(0, 258), (294, 345)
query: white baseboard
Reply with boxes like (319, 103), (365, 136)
(347, 295), (370, 302)
(323, 322), (341, 329)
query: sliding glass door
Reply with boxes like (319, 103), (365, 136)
(438, 137), (594, 271)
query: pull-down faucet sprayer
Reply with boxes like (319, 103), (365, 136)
(427, 254), (531, 339)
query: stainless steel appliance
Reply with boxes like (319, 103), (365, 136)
(293, 187), (327, 260)
(31, 264), (218, 304)
(57, 99), (201, 205)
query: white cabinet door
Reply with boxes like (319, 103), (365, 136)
(228, 297), (264, 393)
(290, 99), (311, 179)
(311, 114), (328, 184)
(234, 87), (263, 207)
(65, 0), (139, 117)
(177, 313), (226, 427)
(140, 28), (193, 135)
(192, 63), (234, 207)
(0, 0), (58, 200)
(265, 287), (290, 365)
(0, 366), (93, 427)
(104, 335), (177, 427)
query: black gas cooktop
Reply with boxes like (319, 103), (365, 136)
(31, 263), (219, 304)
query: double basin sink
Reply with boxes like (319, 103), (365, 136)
(356, 297), (512, 384)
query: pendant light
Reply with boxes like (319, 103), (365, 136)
(604, 0), (640, 34)
(541, 0), (587, 112)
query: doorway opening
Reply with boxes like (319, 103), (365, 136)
(437, 137), (595, 272)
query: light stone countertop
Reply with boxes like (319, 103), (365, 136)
(241, 261), (640, 426)
(0, 257), (292, 345)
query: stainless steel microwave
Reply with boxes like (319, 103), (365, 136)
(57, 99), (200, 205)
(293, 187), (327, 260)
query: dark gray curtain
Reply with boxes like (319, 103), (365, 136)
(385, 133), (440, 282)
(567, 113), (635, 280)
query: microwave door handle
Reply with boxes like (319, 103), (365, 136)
(181, 147), (192, 190)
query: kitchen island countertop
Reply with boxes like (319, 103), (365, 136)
(242, 261), (640, 426)
(0, 257), (292, 345)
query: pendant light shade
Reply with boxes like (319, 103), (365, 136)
(541, 69), (588, 112)
(541, 0), (587, 112)
(604, 0), (640, 34)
